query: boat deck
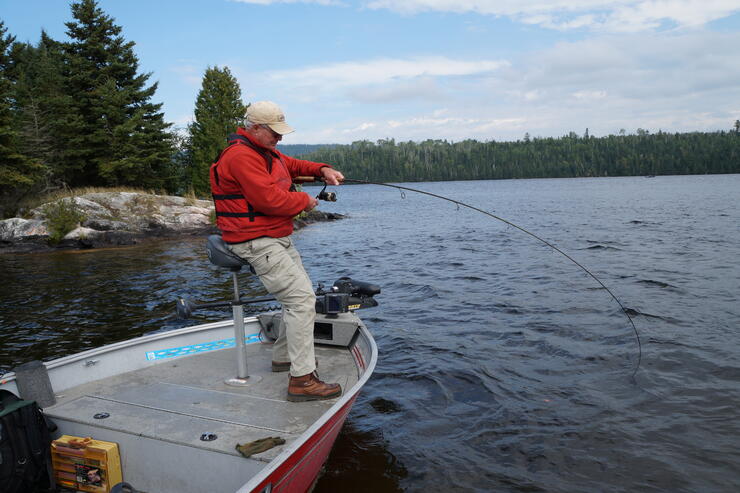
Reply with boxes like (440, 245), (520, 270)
(45, 340), (357, 465)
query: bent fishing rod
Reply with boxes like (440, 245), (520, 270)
(298, 176), (642, 378)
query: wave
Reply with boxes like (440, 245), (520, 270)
(636, 279), (675, 288)
(582, 244), (622, 251)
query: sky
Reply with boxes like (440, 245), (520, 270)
(2, 0), (740, 144)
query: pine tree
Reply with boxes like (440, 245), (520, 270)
(170, 129), (193, 195)
(187, 66), (245, 196)
(0, 21), (45, 217)
(62, 0), (174, 189)
(9, 32), (72, 185)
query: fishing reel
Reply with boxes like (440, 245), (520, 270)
(316, 182), (337, 202)
(315, 277), (381, 316)
(317, 189), (336, 202)
(292, 176), (337, 201)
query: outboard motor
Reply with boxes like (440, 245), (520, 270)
(315, 277), (380, 316)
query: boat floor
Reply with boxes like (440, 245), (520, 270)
(44, 341), (357, 463)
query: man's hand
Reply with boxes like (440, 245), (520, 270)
(304, 194), (318, 212)
(320, 167), (344, 186)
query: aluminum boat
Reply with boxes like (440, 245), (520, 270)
(0, 235), (380, 493)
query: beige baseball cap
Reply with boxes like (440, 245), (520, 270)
(244, 101), (294, 135)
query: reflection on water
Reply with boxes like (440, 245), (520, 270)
(2, 175), (739, 492)
(318, 420), (406, 492)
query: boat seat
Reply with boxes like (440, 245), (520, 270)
(206, 235), (253, 272)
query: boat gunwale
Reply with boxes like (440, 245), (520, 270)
(0, 317), (245, 388)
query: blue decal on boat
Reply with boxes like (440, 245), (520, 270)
(145, 333), (261, 361)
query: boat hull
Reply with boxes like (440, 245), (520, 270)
(250, 395), (357, 493)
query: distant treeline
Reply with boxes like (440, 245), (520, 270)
(299, 130), (740, 183)
(280, 144), (337, 157)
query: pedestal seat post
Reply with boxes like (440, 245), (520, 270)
(205, 235), (258, 387)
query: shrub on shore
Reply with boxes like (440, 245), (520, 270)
(42, 198), (86, 244)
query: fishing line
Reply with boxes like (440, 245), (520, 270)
(342, 178), (642, 378)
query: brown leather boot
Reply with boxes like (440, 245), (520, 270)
(287, 372), (341, 402)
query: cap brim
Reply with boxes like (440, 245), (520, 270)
(267, 122), (294, 135)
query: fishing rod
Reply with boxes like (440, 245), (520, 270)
(299, 176), (642, 378)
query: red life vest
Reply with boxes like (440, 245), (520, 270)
(209, 133), (299, 243)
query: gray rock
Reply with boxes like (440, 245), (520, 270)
(27, 192), (216, 235)
(0, 218), (49, 241)
(31, 197), (109, 220)
(82, 218), (130, 231)
(2, 191), (342, 253)
(63, 226), (100, 240)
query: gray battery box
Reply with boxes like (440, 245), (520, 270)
(257, 312), (361, 347)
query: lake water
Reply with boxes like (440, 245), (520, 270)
(1, 175), (739, 492)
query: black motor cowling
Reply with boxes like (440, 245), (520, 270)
(331, 277), (381, 296)
(315, 277), (381, 316)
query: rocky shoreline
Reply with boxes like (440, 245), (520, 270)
(0, 191), (344, 254)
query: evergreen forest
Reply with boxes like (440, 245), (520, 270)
(299, 130), (740, 183)
(1, 0), (739, 218)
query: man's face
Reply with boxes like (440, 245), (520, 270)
(251, 124), (282, 150)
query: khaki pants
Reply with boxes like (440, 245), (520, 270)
(228, 236), (317, 377)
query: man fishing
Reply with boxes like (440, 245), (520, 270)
(209, 101), (345, 402)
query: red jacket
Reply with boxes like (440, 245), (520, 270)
(209, 128), (329, 243)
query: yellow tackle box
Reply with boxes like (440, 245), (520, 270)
(51, 435), (122, 492)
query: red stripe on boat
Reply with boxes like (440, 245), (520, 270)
(251, 395), (358, 492)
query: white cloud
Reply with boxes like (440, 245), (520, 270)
(519, 31), (740, 100)
(384, 115), (528, 137)
(572, 90), (608, 100)
(169, 64), (202, 86)
(266, 56), (508, 88)
(364, 1), (740, 32)
(342, 122), (377, 133)
(287, 113), (528, 143)
(346, 77), (446, 103)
